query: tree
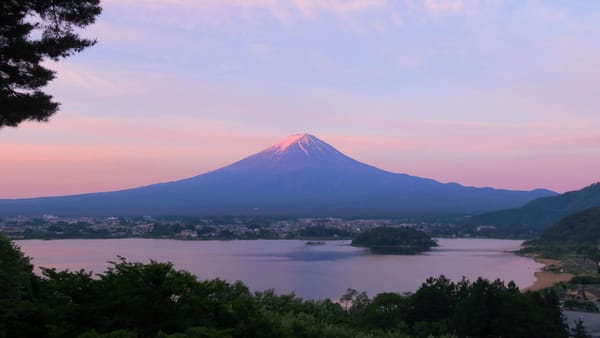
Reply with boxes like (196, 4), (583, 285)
(94, 257), (202, 336)
(0, 234), (48, 338)
(0, 0), (102, 128)
(364, 292), (408, 330)
(339, 288), (358, 311)
(0, 234), (35, 301)
(409, 275), (457, 325)
(571, 319), (592, 338)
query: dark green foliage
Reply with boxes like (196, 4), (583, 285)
(352, 227), (437, 254)
(570, 275), (600, 284)
(92, 258), (201, 336)
(405, 276), (568, 338)
(0, 234), (569, 338)
(0, 234), (35, 300)
(0, 235), (49, 338)
(452, 279), (566, 338)
(539, 206), (600, 245)
(571, 319), (592, 338)
(40, 268), (100, 336)
(0, 0), (102, 127)
(363, 292), (409, 330)
(520, 206), (600, 262)
(563, 299), (598, 312)
(409, 276), (458, 327)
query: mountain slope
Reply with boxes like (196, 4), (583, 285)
(0, 133), (556, 217)
(469, 183), (600, 230)
(538, 206), (600, 244)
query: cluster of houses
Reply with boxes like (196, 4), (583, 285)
(0, 215), (433, 240)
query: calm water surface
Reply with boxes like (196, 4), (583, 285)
(17, 238), (543, 300)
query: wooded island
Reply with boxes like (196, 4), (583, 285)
(352, 227), (437, 254)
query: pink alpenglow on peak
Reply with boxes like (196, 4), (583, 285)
(274, 133), (311, 153)
(232, 133), (355, 170)
(268, 133), (326, 157)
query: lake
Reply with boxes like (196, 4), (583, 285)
(16, 238), (542, 300)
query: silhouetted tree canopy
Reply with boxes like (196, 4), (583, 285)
(0, 0), (101, 128)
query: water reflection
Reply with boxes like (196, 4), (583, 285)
(17, 238), (543, 300)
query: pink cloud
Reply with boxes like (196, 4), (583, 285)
(424, 0), (464, 15)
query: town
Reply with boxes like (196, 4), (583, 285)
(0, 215), (462, 240)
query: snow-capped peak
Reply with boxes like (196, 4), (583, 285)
(224, 133), (355, 171)
(268, 133), (323, 157)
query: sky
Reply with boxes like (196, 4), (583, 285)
(2, 0), (600, 198)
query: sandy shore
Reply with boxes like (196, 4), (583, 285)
(523, 257), (574, 292)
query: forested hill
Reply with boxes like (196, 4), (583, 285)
(539, 206), (600, 244)
(469, 182), (600, 231)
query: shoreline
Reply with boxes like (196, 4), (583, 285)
(522, 256), (573, 292)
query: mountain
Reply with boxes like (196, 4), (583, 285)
(0, 133), (556, 217)
(469, 182), (600, 230)
(538, 206), (600, 245)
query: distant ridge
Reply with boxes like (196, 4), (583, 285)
(469, 182), (600, 230)
(0, 133), (556, 216)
